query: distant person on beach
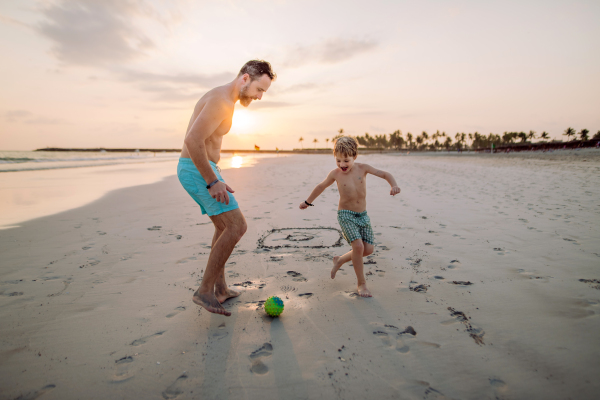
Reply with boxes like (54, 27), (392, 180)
(299, 137), (401, 297)
(178, 60), (276, 316)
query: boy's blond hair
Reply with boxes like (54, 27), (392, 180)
(334, 136), (358, 158)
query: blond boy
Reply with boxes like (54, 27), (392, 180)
(299, 137), (400, 297)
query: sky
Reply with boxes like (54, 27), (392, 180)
(0, 0), (599, 151)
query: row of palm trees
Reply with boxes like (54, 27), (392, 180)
(298, 127), (599, 151)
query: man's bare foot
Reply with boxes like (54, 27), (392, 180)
(215, 287), (241, 304)
(331, 256), (343, 279)
(358, 284), (372, 298)
(193, 289), (231, 316)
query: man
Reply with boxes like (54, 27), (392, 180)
(177, 60), (276, 316)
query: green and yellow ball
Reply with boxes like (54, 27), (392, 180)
(264, 296), (284, 317)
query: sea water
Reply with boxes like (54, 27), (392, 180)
(0, 151), (276, 229)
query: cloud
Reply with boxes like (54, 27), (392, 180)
(270, 82), (333, 96)
(5, 110), (64, 124)
(120, 69), (234, 102)
(117, 69), (232, 88)
(247, 101), (295, 110)
(0, 13), (31, 29)
(281, 38), (379, 68)
(36, 0), (159, 66)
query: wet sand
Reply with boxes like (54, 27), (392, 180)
(1, 151), (599, 399)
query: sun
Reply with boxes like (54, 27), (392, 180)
(230, 109), (255, 134)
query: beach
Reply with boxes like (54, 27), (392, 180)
(1, 150), (599, 399)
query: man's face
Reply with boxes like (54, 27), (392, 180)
(239, 74), (272, 107)
(335, 154), (357, 173)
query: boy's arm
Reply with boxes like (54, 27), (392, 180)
(299, 171), (336, 209)
(363, 164), (401, 196)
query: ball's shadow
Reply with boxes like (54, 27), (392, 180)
(257, 227), (344, 249)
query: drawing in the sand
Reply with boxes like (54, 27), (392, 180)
(300, 136), (401, 297)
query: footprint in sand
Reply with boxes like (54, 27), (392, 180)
(287, 271), (307, 282)
(162, 373), (188, 399)
(112, 356), (134, 383)
(298, 293), (313, 298)
(373, 326), (420, 353)
(13, 384), (56, 400)
(489, 378), (508, 397)
(130, 331), (166, 346)
(166, 306), (186, 318)
(211, 322), (228, 340)
(249, 342), (273, 375)
(447, 260), (460, 269)
(280, 285), (296, 293)
(447, 307), (485, 345)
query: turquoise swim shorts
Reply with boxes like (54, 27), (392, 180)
(337, 210), (375, 245)
(177, 158), (239, 216)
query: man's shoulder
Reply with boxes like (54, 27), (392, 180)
(198, 87), (234, 110)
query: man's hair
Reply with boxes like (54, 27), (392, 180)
(238, 60), (276, 81)
(334, 136), (358, 158)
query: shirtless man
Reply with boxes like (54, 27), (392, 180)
(178, 60), (276, 316)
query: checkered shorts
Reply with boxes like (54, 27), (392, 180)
(337, 210), (375, 245)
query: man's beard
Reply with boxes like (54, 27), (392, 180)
(239, 83), (252, 107)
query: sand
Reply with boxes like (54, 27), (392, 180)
(1, 150), (599, 399)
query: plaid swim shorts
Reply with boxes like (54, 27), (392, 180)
(337, 210), (375, 245)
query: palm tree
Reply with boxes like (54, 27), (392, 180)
(579, 129), (589, 141)
(563, 127), (576, 141)
(299, 137), (304, 149)
(325, 138), (330, 147)
(528, 131), (536, 141)
(593, 131), (600, 140)
(313, 138), (318, 148)
(406, 132), (413, 149)
(518, 132), (528, 143)
(338, 128), (344, 135)
(540, 131), (550, 140)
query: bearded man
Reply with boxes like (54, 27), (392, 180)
(178, 60), (276, 316)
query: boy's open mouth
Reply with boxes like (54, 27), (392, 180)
(340, 167), (348, 172)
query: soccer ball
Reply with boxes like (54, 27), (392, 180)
(264, 296), (284, 317)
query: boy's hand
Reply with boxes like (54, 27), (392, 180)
(390, 186), (401, 196)
(299, 201), (309, 210)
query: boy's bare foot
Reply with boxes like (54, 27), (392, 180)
(331, 256), (343, 279)
(215, 287), (241, 304)
(193, 289), (231, 316)
(358, 284), (372, 298)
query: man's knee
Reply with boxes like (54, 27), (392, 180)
(363, 244), (374, 256)
(235, 219), (247, 241)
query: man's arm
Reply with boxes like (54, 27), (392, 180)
(363, 164), (401, 196)
(299, 171), (336, 209)
(183, 99), (233, 204)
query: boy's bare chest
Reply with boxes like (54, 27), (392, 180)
(336, 173), (366, 194)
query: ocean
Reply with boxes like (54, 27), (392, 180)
(0, 151), (279, 229)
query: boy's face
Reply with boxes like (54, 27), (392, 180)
(335, 153), (357, 173)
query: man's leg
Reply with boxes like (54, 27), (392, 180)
(205, 221), (240, 303)
(192, 209), (247, 316)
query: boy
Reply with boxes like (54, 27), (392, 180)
(299, 137), (401, 297)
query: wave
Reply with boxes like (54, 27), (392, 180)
(0, 157), (35, 163)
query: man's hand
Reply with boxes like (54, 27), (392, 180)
(390, 186), (401, 196)
(209, 181), (234, 204)
(299, 201), (309, 210)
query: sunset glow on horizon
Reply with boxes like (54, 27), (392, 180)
(1, 1), (599, 151)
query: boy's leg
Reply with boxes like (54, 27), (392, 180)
(332, 250), (352, 279)
(350, 239), (372, 297)
(193, 209), (247, 316)
(332, 242), (374, 279)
